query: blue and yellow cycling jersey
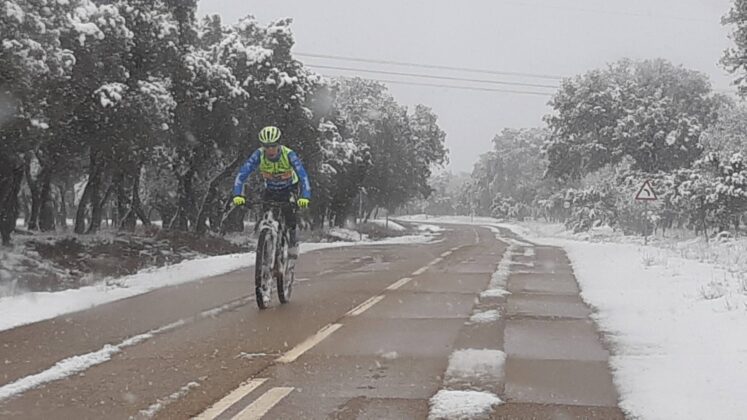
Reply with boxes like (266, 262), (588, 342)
(232, 146), (311, 198)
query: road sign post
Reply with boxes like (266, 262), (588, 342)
(635, 180), (658, 245)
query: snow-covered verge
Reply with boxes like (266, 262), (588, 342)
(0, 230), (247, 295)
(401, 214), (747, 419)
(509, 220), (747, 276)
(0, 233), (437, 333)
(367, 218), (407, 232)
(501, 222), (747, 420)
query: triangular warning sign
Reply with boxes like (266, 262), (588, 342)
(635, 180), (658, 201)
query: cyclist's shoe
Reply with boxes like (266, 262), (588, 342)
(288, 228), (299, 259)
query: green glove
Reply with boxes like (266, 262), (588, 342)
(233, 196), (246, 206)
(298, 198), (310, 209)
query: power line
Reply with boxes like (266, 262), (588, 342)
(296, 52), (564, 81)
(326, 74), (554, 96)
(306, 64), (559, 90)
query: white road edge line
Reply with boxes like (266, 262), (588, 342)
(276, 324), (342, 364)
(193, 378), (268, 420)
(231, 387), (294, 420)
(440, 251), (452, 258)
(346, 295), (385, 316)
(386, 277), (412, 291)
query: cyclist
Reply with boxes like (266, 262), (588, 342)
(232, 126), (311, 258)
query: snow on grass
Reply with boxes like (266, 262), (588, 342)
(416, 224), (446, 233)
(428, 389), (502, 420)
(368, 218), (406, 231)
(468, 309), (500, 324)
(444, 349), (506, 388)
(327, 227), (366, 242)
(0, 252), (256, 332)
(0, 235), (435, 333)
(504, 222), (747, 420)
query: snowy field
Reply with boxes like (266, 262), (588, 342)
(0, 232), (437, 333)
(401, 215), (747, 420)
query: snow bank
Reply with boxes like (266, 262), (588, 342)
(429, 390), (502, 420)
(0, 253), (255, 332)
(416, 224), (446, 233)
(327, 227), (365, 242)
(368, 219), (407, 232)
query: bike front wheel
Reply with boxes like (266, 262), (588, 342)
(255, 228), (275, 309)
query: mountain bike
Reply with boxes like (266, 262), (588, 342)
(254, 199), (297, 309)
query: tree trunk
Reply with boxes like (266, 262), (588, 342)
(24, 158), (44, 231)
(115, 171), (128, 229)
(169, 170), (195, 231)
(88, 183), (113, 234)
(38, 169), (55, 232)
(75, 151), (102, 234)
(56, 184), (68, 230)
(195, 158), (242, 234)
(74, 180), (93, 234)
(0, 154), (24, 246)
(121, 165), (149, 231)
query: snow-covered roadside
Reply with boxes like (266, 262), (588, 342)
(500, 223), (747, 420)
(402, 214), (747, 419)
(0, 233), (436, 333)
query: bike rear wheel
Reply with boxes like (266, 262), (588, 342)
(255, 229), (274, 309)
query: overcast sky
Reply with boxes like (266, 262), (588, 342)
(198, 0), (738, 173)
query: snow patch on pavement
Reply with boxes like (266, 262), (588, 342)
(378, 351), (399, 360)
(138, 380), (201, 418)
(444, 349), (506, 388)
(428, 389), (502, 420)
(478, 240), (513, 300)
(479, 288), (510, 299)
(468, 310), (501, 324)
(0, 319), (185, 401)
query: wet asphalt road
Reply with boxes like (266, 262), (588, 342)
(0, 224), (625, 419)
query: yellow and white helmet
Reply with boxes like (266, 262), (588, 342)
(258, 126), (281, 144)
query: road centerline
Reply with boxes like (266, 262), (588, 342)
(230, 387), (294, 420)
(276, 324), (343, 364)
(346, 295), (386, 316)
(193, 378), (268, 420)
